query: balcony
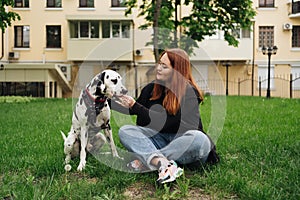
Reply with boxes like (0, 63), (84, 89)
(67, 38), (133, 61)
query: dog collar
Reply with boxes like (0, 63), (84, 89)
(85, 89), (107, 103)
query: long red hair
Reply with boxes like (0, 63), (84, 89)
(151, 48), (203, 115)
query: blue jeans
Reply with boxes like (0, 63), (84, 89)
(118, 125), (211, 170)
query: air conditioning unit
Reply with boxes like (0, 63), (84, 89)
(135, 49), (143, 56)
(56, 64), (71, 81)
(283, 23), (292, 30)
(8, 52), (19, 59)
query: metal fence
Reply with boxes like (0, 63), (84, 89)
(198, 74), (300, 98)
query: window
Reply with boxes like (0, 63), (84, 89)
(80, 22), (89, 37)
(14, 0), (29, 8)
(258, 65), (275, 89)
(46, 26), (61, 48)
(232, 28), (251, 39)
(102, 21), (111, 38)
(0, 82), (45, 97)
(292, 26), (300, 48)
(122, 22), (130, 38)
(112, 22), (120, 38)
(292, 1), (300, 14)
(102, 21), (130, 38)
(259, 0), (274, 8)
(47, 0), (62, 8)
(14, 26), (30, 48)
(69, 21), (99, 38)
(79, 0), (94, 7)
(111, 0), (126, 7)
(242, 29), (251, 38)
(259, 26), (274, 48)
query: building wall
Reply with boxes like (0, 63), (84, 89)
(1, 0), (300, 98)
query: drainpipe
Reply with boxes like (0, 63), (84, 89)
(132, 20), (138, 98)
(0, 32), (4, 60)
(251, 20), (255, 96)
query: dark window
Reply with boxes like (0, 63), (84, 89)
(80, 22), (89, 37)
(111, 0), (126, 7)
(14, 26), (30, 48)
(292, 1), (300, 14)
(49, 82), (53, 97)
(292, 26), (300, 48)
(259, 0), (274, 8)
(0, 82), (45, 97)
(14, 0), (29, 8)
(46, 26), (61, 48)
(102, 21), (110, 38)
(54, 82), (57, 97)
(47, 0), (62, 8)
(79, 0), (94, 7)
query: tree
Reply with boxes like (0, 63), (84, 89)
(0, 0), (20, 33)
(125, 0), (256, 60)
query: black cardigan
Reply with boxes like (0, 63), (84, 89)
(112, 82), (203, 134)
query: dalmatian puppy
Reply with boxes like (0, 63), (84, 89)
(61, 69), (127, 171)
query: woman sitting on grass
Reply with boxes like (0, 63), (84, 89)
(114, 48), (219, 184)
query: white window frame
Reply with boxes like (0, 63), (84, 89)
(14, 25), (30, 48)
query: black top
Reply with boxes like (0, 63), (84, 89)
(110, 82), (220, 165)
(112, 82), (203, 134)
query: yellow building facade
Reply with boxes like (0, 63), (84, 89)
(0, 0), (299, 98)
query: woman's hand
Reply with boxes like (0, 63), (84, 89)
(115, 95), (136, 108)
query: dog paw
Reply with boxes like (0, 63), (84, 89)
(77, 161), (86, 171)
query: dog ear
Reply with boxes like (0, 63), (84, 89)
(60, 131), (67, 141)
(100, 71), (106, 84)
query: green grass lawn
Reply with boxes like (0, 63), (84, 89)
(0, 96), (299, 199)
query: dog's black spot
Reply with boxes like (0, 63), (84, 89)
(111, 78), (118, 85)
(74, 107), (79, 121)
(80, 98), (83, 105)
(101, 124), (108, 129)
(106, 136), (111, 143)
(99, 71), (106, 84)
(106, 75), (109, 79)
(106, 121), (111, 130)
(104, 103), (107, 107)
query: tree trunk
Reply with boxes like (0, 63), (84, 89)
(153, 0), (162, 63)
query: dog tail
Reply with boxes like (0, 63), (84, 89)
(60, 131), (67, 141)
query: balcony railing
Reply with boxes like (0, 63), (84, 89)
(292, 1), (300, 14)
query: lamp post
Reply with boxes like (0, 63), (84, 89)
(262, 46), (277, 98)
(222, 62), (232, 96)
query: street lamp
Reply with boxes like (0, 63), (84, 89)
(262, 45), (278, 98)
(222, 61), (232, 96)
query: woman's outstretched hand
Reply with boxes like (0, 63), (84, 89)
(115, 95), (136, 108)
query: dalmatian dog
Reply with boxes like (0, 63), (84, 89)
(61, 69), (127, 171)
